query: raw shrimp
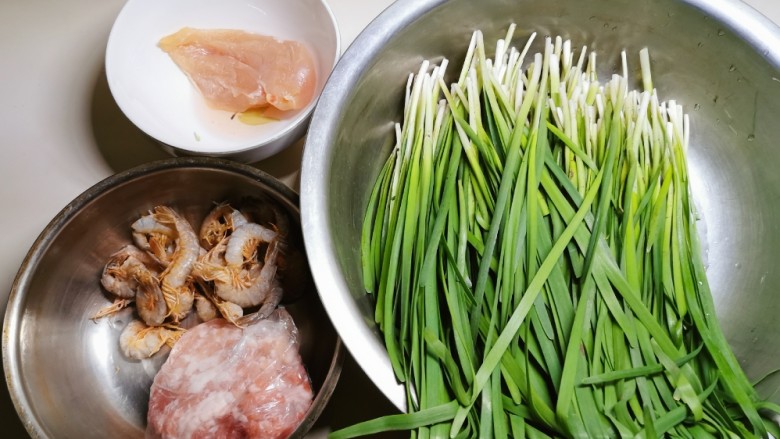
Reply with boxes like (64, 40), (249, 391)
(166, 281), (196, 323)
(235, 278), (283, 327)
(153, 206), (201, 322)
(119, 320), (185, 360)
(193, 222), (283, 317)
(241, 201), (312, 302)
(193, 240), (252, 315)
(192, 238), (232, 284)
(195, 287), (243, 324)
(224, 222), (277, 266)
(100, 244), (157, 299)
(134, 265), (167, 327)
(217, 238), (283, 309)
(198, 203), (249, 250)
(131, 214), (176, 267)
(94, 245), (158, 320)
(194, 294), (217, 322)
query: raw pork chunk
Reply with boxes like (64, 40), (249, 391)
(147, 309), (312, 439)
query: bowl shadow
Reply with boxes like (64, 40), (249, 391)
(89, 66), (171, 173)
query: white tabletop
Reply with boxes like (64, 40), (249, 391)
(1, 0), (778, 436)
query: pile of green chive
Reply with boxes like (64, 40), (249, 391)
(335, 25), (780, 439)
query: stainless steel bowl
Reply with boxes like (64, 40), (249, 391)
(3, 157), (343, 438)
(301, 0), (780, 410)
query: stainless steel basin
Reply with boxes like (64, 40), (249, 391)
(301, 0), (780, 410)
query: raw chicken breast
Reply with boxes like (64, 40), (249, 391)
(159, 28), (317, 112)
(147, 309), (313, 439)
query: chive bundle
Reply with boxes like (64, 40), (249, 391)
(341, 26), (780, 438)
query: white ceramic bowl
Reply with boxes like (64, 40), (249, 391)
(105, 0), (340, 162)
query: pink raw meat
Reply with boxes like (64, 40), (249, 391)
(147, 309), (312, 439)
(158, 28), (317, 113)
